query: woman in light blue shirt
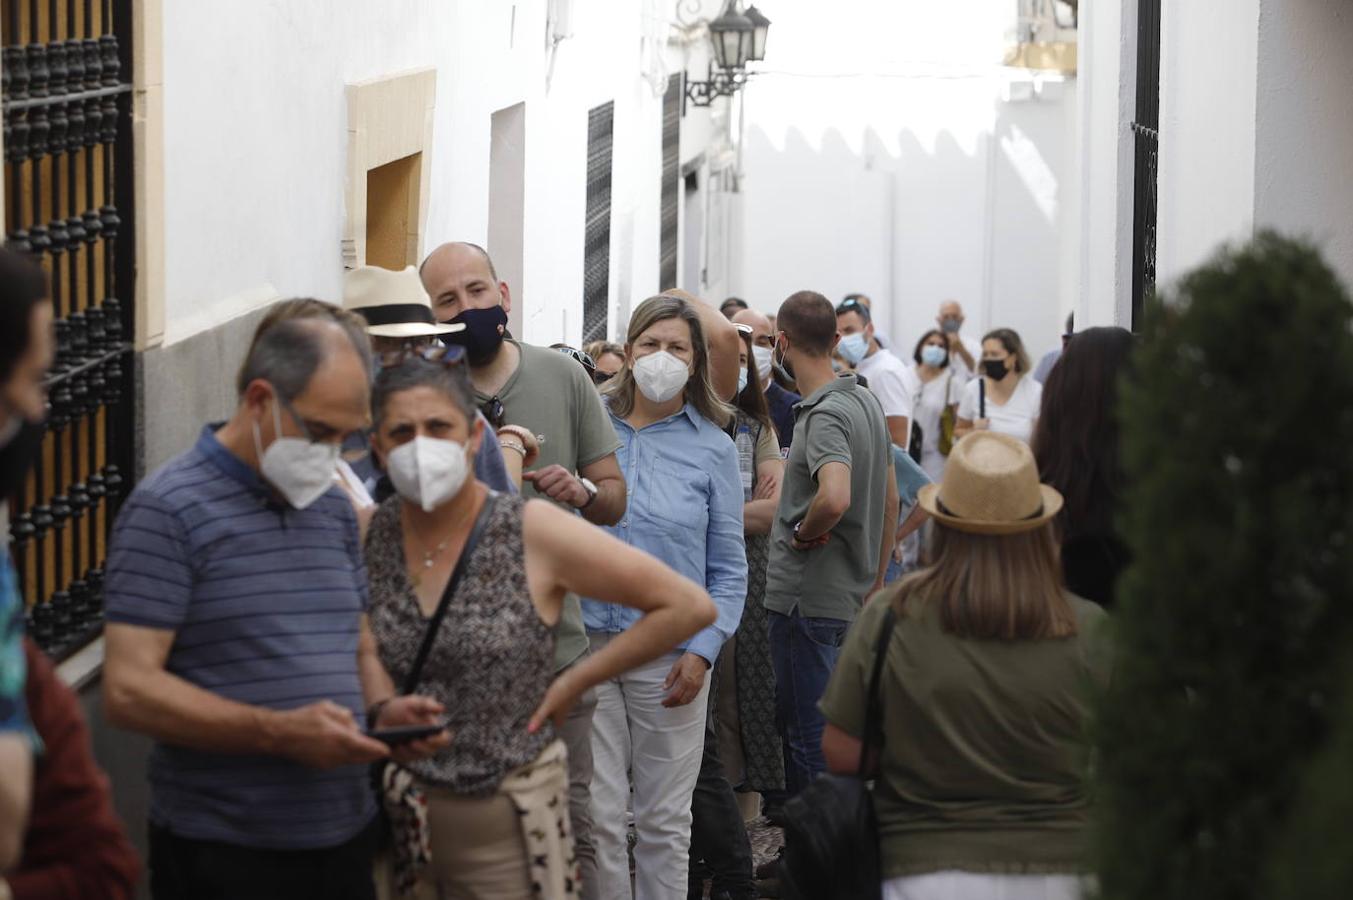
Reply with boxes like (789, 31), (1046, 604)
(582, 294), (747, 900)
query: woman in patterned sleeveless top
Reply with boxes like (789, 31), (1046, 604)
(363, 355), (717, 899)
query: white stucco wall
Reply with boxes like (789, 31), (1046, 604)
(1154, 0), (1261, 288)
(1074, 0), (1135, 327)
(1253, 0), (1353, 290)
(160, 0), (728, 347)
(730, 0), (1078, 363)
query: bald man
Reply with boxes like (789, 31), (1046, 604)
(732, 307), (799, 452)
(937, 299), (982, 380)
(421, 241), (626, 894)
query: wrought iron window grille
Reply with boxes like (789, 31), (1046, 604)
(3, 0), (136, 660)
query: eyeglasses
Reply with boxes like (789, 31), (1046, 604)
(733, 323), (753, 335)
(552, 344), (598, 379)
(376, 343), (468, 370)
(592, 369), (615, 386)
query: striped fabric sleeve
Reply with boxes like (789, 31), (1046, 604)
(104, 490), (194, 630)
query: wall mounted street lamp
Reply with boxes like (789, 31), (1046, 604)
(683, 1), (771, 113)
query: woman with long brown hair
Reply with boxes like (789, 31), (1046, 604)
(820, 432), (1109, 900)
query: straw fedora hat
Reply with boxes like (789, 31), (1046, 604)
(917, 432), (1063, 535)
(342, 265), (465, 339)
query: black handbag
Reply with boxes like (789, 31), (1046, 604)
(779, 605), (898, 900)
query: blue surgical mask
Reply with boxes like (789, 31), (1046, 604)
(838, 332), (868, 366)
(921, 344), (948, 367)
(737, 368), (749, 396)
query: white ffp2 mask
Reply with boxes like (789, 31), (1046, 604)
(752, 345), (773, 382)
(253, 397), (340, 510)
(387, 435), (470, 512)
(631, 350), (691, 404)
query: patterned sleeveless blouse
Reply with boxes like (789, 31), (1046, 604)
(365, 492), (555, 796)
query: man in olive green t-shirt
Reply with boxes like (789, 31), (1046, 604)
(422, 242), (625, 898)
(764, 291), (898, 798)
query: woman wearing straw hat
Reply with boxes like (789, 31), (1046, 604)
(819, 432), (1110, 900)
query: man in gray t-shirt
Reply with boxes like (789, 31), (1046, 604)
(421, 242), (625, 897)
(764, 291), (898, 798)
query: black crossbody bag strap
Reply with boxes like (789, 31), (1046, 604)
(857, 604), (898, 775)
(400, 493), (497, 695)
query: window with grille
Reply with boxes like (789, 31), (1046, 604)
(582, 101), (614, 344)
(2, 0), (137, 658)
(1130, 0), (1161, 330)
(659, 74), (680, 292)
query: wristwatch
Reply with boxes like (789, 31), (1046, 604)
(578, 477), (599, 510)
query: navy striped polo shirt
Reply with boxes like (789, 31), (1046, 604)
(104, 425), (374, 850)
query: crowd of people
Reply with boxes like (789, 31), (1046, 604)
(0, 239), (1132, 900)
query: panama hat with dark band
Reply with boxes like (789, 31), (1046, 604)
(917, 431), (1063, 536)
(342, 265), (466, 339)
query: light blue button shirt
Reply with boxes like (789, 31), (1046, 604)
(581, 404), (747, 664)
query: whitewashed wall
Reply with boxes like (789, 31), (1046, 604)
(1253, 0), (1353, 291)
(1073, 0), (1135, 327)
(1154, 0), (1261, 287)
(729, 0), (1078, 363)
(160, 0), (728, 348)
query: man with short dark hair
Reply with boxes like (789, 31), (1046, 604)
(102, 305), (447, 900)
(764, 291), (898, 797)
(421, 242), (626, 897)
(720, 296), (749, 319)
(836, 298), (918, 453)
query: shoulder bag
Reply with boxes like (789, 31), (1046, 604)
(375, 493), (497, 895)
(779, 604), (899, 900)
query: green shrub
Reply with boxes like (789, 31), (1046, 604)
(1091, 232), (1353, 900)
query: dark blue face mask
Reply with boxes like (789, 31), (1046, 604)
(443, 305), (508, 366)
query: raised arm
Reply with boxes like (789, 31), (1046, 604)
(522, 500), (718, 729)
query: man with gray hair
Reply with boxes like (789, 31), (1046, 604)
(102, 301), (448, 900)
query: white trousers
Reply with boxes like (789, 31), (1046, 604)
(883, 872), (1089, 900)
(587, 633), (710, 900)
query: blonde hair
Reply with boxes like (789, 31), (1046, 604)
(892, 522), (1076, 640)
(604, 294), (733, 427)
(584, 340), (624, 361)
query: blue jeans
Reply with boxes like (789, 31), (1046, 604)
(767, 608), (849, 798)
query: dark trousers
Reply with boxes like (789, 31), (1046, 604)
(768, 608), (849, 798)
(688, 701), (755, 899)
(149, 821), (378, 900)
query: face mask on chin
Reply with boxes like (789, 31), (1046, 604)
(252, 394), (340, 510)
(387, 435), (471, 512)
(444, 305), (508, 366)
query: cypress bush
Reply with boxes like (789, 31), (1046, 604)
(1091, 232), (1353, 900)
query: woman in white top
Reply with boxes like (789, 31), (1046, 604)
(954, 327), (1042, 445)
(909, 329), (964, 482)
